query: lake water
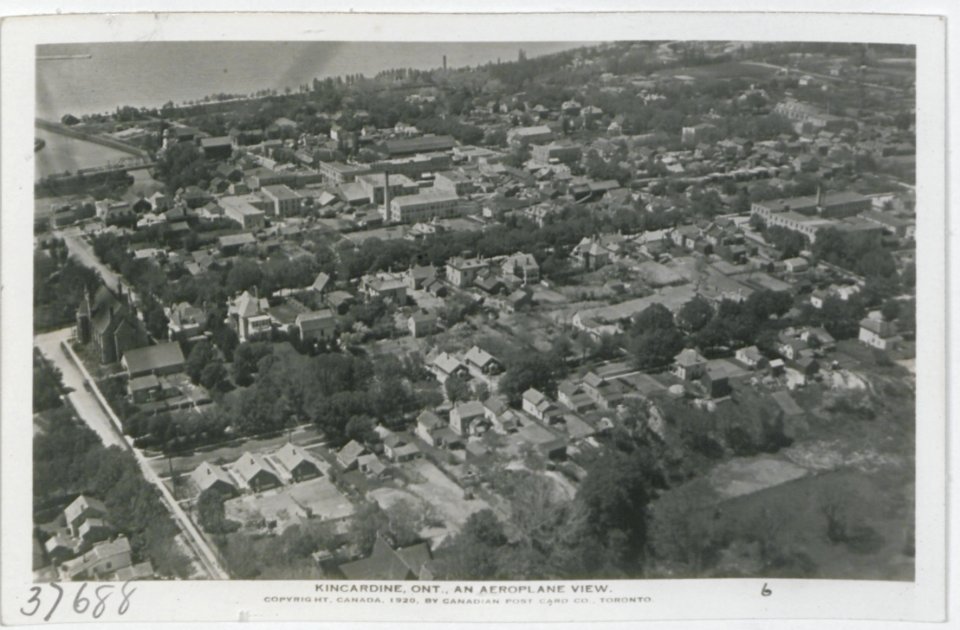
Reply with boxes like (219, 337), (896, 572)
(34, 127), (140, 181)
(37, 41), (590, 120)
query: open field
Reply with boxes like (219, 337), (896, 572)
(662, 61), (779, 80)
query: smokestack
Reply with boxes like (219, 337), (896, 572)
(443, 55), (447, 71)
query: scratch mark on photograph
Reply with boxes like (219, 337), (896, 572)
(31, 39), (916, 585)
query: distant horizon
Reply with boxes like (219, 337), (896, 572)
(36, 41), (594, 119)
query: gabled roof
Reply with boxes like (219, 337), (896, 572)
(453, 400), (486, 419)
(339, 537), (429, 580)
(191, 461), (237, 492)
(273, 442), (322, 475)
(431, 352), (464, 375)
(417, 410), (444, 430)
(311, 272), (332, 293)
(64, 495), (106, 525)
(337, 440), (366, 466)
(464, 345), (497, 368)
(522, 388), (548, 405)
(675, 348), (707, 367)
(233, 452), (280, 485)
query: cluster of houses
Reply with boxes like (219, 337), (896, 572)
(43, 495), (154, 581)
(189, 442), (328, 497)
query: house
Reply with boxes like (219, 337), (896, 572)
(121, 341), (186, 379)
(470, 271), (502, 296)
(445, 257), (488, 288)
(357, 454), (387, 478)
(673, 348), (707, 380)
(415, 410), (448, 446)
(310, 272), (332, 295)
(336, 440), (367, 470)
(769, 358), (786, 376)
(783, 257), (810, 273)
(166, 302), (206, 342)
(735, 345), (767, 369)
(406, 265), (437, 290)
(521, 388), (556, 421)
(408, 310), (438, 338)
(501, 252), (540, 284)
(190, 461), (238, 497)
(464, 346), (502, 375)
(272, 443), (323, 482)
(482, 395), (521, 434)
(778, 338), (808, 361)
(229, 290), (272, 342)
(383, 434), (422, 463)
(200, 136), (233, 160)
(800, 327), (836, 351)
(449, 400), (488, 436)
(796, 356), (820, 376)
(297, 309), (336, 342)
(127, 374), (163, 404)
(702, 365), (732, 398)
(337, 537), (432, 580)
(59, 536), (134, 581)
(428, 352), (469, 383)
(45, 533), (76, 564)
(64, 495), (107, 538)
(361, 274), (408, 304)
(326, 290), (356, 315)
(232, 452), (282, 492)
(581, 372), (626, 410)
(557, 381), (595, 414)
(859, 314), (901, 351)
(571, 236), (612, 270)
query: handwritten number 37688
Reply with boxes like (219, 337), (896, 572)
(20, 581), (136, 621)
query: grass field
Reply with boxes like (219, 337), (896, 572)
(662, 61), (779, 80)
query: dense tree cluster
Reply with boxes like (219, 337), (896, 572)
(33, 357), (190, 577)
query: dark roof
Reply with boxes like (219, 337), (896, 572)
(383, 135), (455, 156)
(122, 342), (185, 375)
(338, 538), (429, 580)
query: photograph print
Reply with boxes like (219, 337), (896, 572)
(31, 39), (918, 584)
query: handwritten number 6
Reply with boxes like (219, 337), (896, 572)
(73, 582), (90, 613)
(761, 583), (772, 597)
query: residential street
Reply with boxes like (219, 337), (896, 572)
(34, 328), (126, 449)
(34, 328), (230, 579)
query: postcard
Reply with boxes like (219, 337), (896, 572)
(0, 7), (949, 626)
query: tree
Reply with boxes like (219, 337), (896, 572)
(576, 449), (653, 565)
(186, 340), (217, 384)
(630, 303), (675, 334)
(881, 298), (901, 322)
(498, 351), (562, 405)
(677, 296), (713, 333)
(628, 328), (683, 370)
(197, 488), (239, 534)
(445, 374), (471, 403)
(199, 360), (228, 391)
(344, 415), (378, 445)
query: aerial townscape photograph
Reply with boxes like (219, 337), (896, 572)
(31, 40), (917, 584)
